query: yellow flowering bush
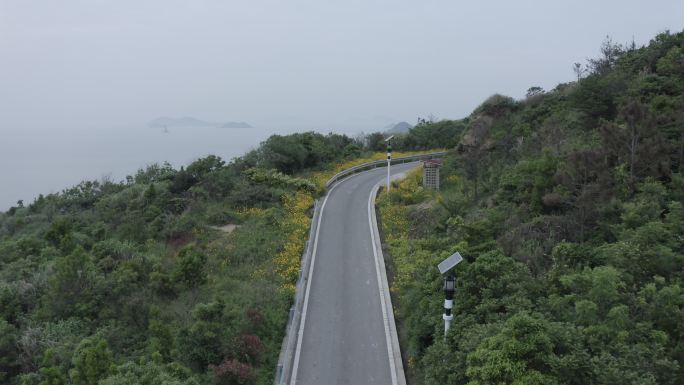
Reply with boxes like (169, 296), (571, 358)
(377, 168), (431, 294)
(274, 191), (314, 295)
(272, 152), (440, 296)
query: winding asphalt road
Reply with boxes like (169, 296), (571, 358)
(290, 163), (418, 385)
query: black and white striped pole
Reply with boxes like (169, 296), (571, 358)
(443, 274), (455, 337)
(384, 135), (394, 194)
(437, 252), (463, 339)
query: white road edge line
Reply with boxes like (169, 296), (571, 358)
(368, 181), (399, 385)
(289, 171), (365, 385)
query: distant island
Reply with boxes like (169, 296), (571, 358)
(384, 121), (413, 134)
(148, 116), (252, 128)
(219, 121), (253, 128)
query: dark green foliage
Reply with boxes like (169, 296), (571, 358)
(343, 142), (362, 158)
(570, 74), (621, 120)
(68, 337), (114, 385)
(465, 313), (560, 385)
(0, 132), (360, 384)
(456, 251), (533, 322)
(174, 246), (207, 287)
(403, 120), (465, 150)
(256, 132), (356, 173)
(1, 28), (681, 385)
(365, 132), (387, 152)
(473, 94), (518, 117)
(0, 286), (21, 324)
(177, 300), (232, 371)
(99, 360), (201, 385)
(385, 119), (466, 152)
(601, 99), (671, 188)
(44, 218), (73, 248)
(37, 366), (68, 385)
(0, 319), (19, 381)
(46, 247), (99, 319)
(380, 30), (684, 385)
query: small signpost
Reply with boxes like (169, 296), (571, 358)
(437, 251), (463, 338)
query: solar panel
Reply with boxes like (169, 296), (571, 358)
(437, 252), (463, 274)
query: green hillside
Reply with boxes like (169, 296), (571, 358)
(2, 28), (682, 385)
(0, 132), (389, 385)
(378, 31), (684, 384)
(0, 120), (453, 385)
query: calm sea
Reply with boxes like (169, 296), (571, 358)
(0, 125), (306, 211)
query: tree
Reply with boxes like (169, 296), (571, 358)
(177, 300), (235, 371)
(466, 313), (559, 385)
(259, 135), (307, 173)
(601, 99), (671, 189)
(186, 155), (225, 180)
(588, 35), (623, 74)
(573, 62), (587, 81)
(365, 132), (386, 152)
(461, 145), (485, 199)
(173, 246), (207, 287)
(404, 120), (465, 150)
(0, 286), (20, 324)
(674, 103), (684, 171)
(209, 359), (254, 385)
(201, 168), (237, 199)
(234, 334), (264, 364)
(526, 86), (545, 98)
(143, 183), (157, 203)
(342, 143), (361, 158)
(0, 320), (19, 382)
(656, 46), (684, 76)
(45, 217), (73, 247)
(69, 337), (114, 385)
(570, 74), (620, 120)
(47, 247), (99, 318)
(558, 266), (626, 316)
(38, 366), (68, 385)
(457, 251), (533, 322)
(168, 167), (197, 193)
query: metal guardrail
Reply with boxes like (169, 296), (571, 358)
(325, 151), (448, 189)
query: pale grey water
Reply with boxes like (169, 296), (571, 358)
(0, 125), (314, 211)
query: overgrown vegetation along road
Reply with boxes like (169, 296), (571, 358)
(292, 162), (419, 385)
(3, 27), (681, 385)
(378, 30), (684, 385)
(0, 125), (450, 385)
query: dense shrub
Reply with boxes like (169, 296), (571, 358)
(379, 30), (684, 385)
(0, 133), (369, 384)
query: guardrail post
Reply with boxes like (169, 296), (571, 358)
(325, 152), (447, 190)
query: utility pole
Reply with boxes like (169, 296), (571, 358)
(385, 135), (394, 194)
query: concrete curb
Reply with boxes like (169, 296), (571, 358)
(368, 169), (418, 385)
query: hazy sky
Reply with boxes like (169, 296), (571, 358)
(3, 0), (684, 131)
(1, 1), (683, 209)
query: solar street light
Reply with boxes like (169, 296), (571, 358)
(437, 252), (463, 337)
